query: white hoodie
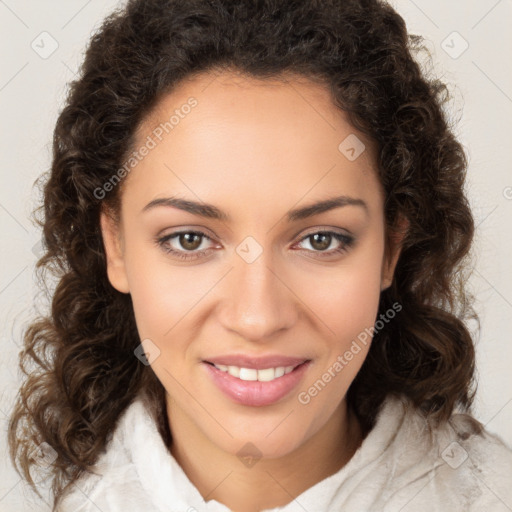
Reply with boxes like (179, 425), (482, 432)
(57, 394), (512, 512)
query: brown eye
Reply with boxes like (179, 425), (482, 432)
(156, 230), (217, 261)
(309, 233), (332, 251)
(179, 232), (203, 251)
(295, 230), (355, 258)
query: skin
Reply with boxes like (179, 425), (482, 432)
(101, 68), (403, 512)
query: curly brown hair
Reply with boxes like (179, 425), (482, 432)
(8, 0), (481, 508)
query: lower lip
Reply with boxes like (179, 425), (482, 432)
(203, 361), (311, 407)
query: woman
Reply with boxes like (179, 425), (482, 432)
(8, 0), (512, 510)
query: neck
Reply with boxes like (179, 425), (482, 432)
(166, 395), (363, 512)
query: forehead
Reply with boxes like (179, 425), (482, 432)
(123, 69), (382, 219)
(141, 69), (373, 148)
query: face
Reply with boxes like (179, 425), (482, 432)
(101, 69), (401, 460)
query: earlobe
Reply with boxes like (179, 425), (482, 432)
(380, 215), (409, 291)
(100, 208), (130, 294)
(380, 249), (400, 291)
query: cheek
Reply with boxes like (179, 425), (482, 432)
(330, 266), (382, 338)
(295, 242), (384, 343)
(294, 239), (384, 401)
(128, 267), (205, 342)
(295, 265), (382, 435)
(122, 241), (194, 339)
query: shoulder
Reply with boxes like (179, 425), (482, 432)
(375, 395), (512, 511)
(56, 397), (162, 512)
(436, 410), (512, 511)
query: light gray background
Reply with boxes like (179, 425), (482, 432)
(1, 0), (511, 509)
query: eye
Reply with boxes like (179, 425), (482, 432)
(156, 230), (216, 261)
(294, 230), (354, 258)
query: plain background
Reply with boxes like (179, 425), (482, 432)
(1, 0), (511, 509)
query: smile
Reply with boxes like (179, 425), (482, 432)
(203, 360), (311, 407)
(210, 363), (297, 382)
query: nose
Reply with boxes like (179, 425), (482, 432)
(216, 248), (299, 342)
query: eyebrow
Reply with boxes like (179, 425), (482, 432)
(141, 194), (367, 222)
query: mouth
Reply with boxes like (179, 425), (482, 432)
(203, 360), (309, 382)
(202, 359), (312, 407)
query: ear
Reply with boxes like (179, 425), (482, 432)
(100, 207), (130, 293)
(380, 214), (409, 291)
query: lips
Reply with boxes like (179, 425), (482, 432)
(202, 354), (312, 407)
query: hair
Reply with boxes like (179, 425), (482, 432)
(9, 0), (481, 508)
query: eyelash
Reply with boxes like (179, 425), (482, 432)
(155, 229), (355, 261)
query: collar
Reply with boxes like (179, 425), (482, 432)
(114, 393), (414, 512)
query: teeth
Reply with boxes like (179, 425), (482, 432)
(257, 368), (276, 382)
(214, 364), (297, 382)
(274, 367), (285, 378)
(239, 368), (258, 381)
(228, 365), (240, 378)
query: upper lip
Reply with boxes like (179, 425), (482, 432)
(204, 354), (310, 370)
